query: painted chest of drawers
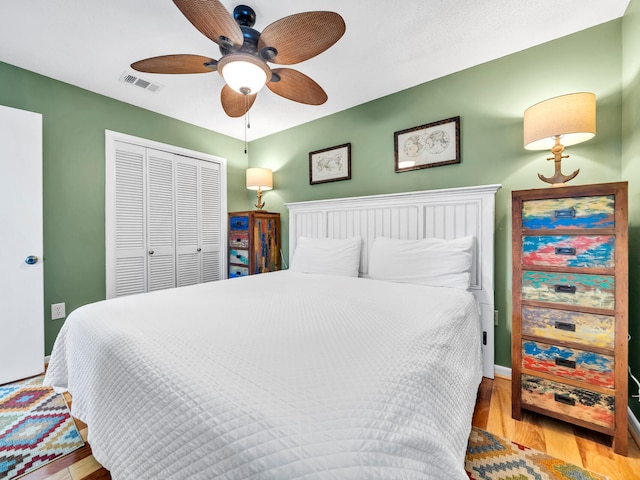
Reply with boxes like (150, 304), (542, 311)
(511, 182), (628, 455)
(228, 211), (280, 278)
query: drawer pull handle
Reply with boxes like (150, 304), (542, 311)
(554, 208), (576, 218)
(555, 357), (576, 369)
(555, 321), (576, 332)
(554, 284), (576, 294)
(555, 247), (577, 256)
(554, 393), (576, 406)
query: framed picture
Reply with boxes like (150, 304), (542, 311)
(394, 116), (460, 172)
(309, 143), (351, 185)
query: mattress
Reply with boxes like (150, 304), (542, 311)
(45, 271), (483, 479)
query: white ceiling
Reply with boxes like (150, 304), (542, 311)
(0, 1), (630, 141)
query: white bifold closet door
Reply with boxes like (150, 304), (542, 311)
(107, 141), (223, 298)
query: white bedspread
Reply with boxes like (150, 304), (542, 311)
(45, 271), (482, 479)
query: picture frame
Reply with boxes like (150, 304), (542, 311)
(394, 116), (460, 172)
(309, 143), (351, 185)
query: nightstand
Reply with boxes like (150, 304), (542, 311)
(228, 211), (280, 278)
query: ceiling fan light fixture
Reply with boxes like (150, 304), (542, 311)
(218, 53), (271, 95)
(131, 1), (346, 117)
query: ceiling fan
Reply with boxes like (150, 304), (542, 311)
(131, 0), (346, 118)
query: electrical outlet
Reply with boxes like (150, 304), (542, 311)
(51, 302), (66, 320)
(494, 310), (499, 326)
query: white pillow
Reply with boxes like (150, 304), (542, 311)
(368, 236), (474, 290)
(290, 236), (362, 277)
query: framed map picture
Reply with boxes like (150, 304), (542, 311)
(394, 116), (460, 172)
(309, 143), (351, 184)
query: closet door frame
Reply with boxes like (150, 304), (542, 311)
(105, 130), (227, 299)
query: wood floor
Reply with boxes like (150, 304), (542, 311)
(20, 375), (640, 479)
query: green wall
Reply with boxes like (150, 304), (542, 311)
(0, 61), (248, 354)
(622, 0), (640, 419)
(250, 22), (625, 372)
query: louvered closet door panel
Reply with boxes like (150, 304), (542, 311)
(175, 156), (201, 286)
(114, 141), (147, 296)
(200, 160), (222, 282)
(147, 148), (176, 291)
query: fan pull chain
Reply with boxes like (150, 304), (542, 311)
(244, 94), (248, 154)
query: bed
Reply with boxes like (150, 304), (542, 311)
(44, 184), (501, 480)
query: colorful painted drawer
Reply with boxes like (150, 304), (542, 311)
(521, 271), (614, 310)
(229, 215), (249, 231)
(229, 265), (248, 278)
(521, 306), (615, 350)
(521, 195), (614, 231)
(229, 231), (249, 249)
(522, 340), (614, 388)
(521, 374), (614, 429)
(522, 235), (615, 268)
(229, 248), (249, 266)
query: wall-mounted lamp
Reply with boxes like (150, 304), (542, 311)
(524, 92), (596, 186)
(246, 167), (273, 210)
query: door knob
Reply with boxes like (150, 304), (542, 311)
(25, 255), (38, 265)
(148, 249), (154, 255)
(197, 247), (202, 252)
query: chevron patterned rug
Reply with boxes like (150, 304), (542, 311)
(465, 427), (608, 480)
(0, 375), (84, 479)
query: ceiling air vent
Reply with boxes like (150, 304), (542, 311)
(119, 73), (163, 93)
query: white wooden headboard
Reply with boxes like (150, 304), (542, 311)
(286, 184), (501, 379)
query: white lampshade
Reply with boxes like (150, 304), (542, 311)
(246, 167), (273, 191)
(219, 54), (270, 95)
(524, 92), (596, 150)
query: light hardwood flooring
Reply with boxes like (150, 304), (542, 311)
(21, 375), (640, 479)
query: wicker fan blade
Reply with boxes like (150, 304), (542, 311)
(173, 0), (243, 48)
(267, 68), (327, 105)
(221, 85), (257, 117)
(131, 55), (217, 74)
(258, 12), (345, 65)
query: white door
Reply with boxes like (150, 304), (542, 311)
(199, 160), (223, 283)
(147, 148), (175, 291)
(108, 141), (147, 297)
(175, 156), (201, 287)
(0, 105), (44, 385)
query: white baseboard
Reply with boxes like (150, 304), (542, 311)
(492, 364), (640, 444)
(494, 364), (512, 379)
